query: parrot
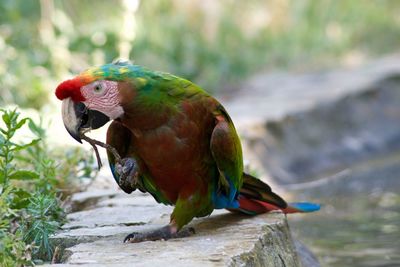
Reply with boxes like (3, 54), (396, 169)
(55, 60), (319, 243)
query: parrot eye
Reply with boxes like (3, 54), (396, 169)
(93, 83), (104, 94)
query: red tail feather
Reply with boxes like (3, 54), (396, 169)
(234, 173), (320, 215)
(237, 196), (281, 214)
(237, 195), (317, 214)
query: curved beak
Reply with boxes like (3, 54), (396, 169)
(61, 98), (110, 143)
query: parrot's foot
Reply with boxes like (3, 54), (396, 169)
(123, 226), (195, 243)
(116, 158), (139, 193)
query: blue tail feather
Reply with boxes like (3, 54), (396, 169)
(289, 202), (321, 212)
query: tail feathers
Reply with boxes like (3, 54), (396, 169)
(237, 197), (320, 215)
(241, 173), (287, 209)
(236, 196), (281, 215)
(284, 202), (321, 213)
(236, 173), (320, 215)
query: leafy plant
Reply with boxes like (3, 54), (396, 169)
(17, 118), (98, 197)
(0, 108), (97, 263)
(0, 188), (32, 267)
(0, 227), (32, 267)
(22, 193), (64, 261)
(0, 109), (39, 189)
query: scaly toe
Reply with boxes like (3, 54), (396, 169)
(174, 227), (196, 238)
(123, 232), (139, 243)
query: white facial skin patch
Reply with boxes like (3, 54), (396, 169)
(81, 80), (124, 120)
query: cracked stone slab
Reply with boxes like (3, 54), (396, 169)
(50, 209), (300, 267)
(45, 188), (304, 266)
(63, 204), (172, 229)
(69, 189), (119, 212)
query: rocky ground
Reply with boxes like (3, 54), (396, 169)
(46, 55), (400, 266)
(48, 187), (304, 267)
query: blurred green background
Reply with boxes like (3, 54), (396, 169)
(1, 0), (400, 109)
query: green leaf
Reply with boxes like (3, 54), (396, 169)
(13, 118), (28, 131)
(11, 139), (41, 152)
(11, 188), (32, 209)
(2, 112), (11, 126)
(9, 170), (39, 180)
(13, 188), (32, 199)
(28, 119), (45, 138)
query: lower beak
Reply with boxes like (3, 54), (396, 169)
(61, 98), (110, 143)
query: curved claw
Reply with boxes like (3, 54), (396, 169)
(123, 226), (195, 243)
(123, 232), (139, 243)
(116, 158), (139, 193)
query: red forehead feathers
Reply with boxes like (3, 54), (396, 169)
(55, 78), (86, 102)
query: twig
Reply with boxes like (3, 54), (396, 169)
(80, 133), (122, 170)
(51, 246), (60, 264)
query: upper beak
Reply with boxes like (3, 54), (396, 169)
(61, 98), (110, 143)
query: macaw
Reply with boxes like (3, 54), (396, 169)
(55, 61), (319, 243)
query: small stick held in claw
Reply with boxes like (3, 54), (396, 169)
(80, 133), (121, 170)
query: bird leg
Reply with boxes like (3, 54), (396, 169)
(115, 157), (139, 193)
(124, 223), (195, 243)
(80, 133), (139, 193)
(80, 133), (121, 169)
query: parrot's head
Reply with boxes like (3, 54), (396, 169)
(55, 61), (137, 143)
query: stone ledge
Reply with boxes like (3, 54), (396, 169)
(45, 191), (302, 267)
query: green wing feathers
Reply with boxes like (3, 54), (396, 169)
(106, 121), (172, 204)
(210, 107), (243, 207)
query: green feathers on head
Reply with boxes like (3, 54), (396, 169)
(80, 60), (149, 83)
(79, 60), (182, 92)
(78, 60), (205, 108)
